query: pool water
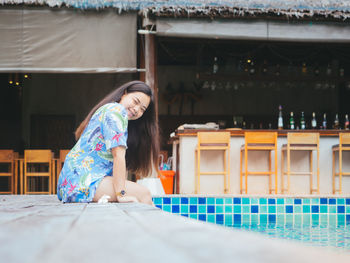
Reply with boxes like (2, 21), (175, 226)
(231, 224), (350, 251)
(153, 196), (350, 251)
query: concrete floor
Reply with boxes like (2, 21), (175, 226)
(1, 195), (350, 263)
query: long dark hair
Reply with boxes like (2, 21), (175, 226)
(75, 80), (159, 177)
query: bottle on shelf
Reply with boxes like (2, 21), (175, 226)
(242, 121), (247, 129)
(213, 57), (219, 74)
(300, 111), (306, 130)
(345, 114), (349, 130)
(278, 105), (283, 130)
(333, 114), (340, 130)
(290, 112), (295, 130)
(311, 112), (317, 129)
(233, 117), (238, 128)
(322, 113), (327, 129)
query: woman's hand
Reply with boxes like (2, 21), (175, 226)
(116, 195), (139, 203)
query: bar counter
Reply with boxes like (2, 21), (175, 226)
(171, 129), (350, 195)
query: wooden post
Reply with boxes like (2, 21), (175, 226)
(145, 33), (158, 118)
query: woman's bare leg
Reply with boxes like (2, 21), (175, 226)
(92, 176), (153, 205)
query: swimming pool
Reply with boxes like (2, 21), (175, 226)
(153, 196), (350, 251)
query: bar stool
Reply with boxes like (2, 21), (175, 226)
(332, 133), (350, 194)
(281, 133), (320, 194)
(240, 132), (278, 194)
(195, 132), (230, 194)
(0, 150), (16, 194)
(24, 150), (53, 194)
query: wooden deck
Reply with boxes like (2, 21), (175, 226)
(1, 195), (350, 263)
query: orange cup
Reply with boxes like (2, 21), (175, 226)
(158, 170), (175, 194)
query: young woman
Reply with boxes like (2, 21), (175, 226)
(57, 81), (159, 205)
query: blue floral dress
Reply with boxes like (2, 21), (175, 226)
(57, 102), (128, 203)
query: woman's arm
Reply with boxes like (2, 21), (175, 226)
(111, 147), (138, 203)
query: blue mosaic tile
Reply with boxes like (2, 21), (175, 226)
(181, 197), (188, 204)
(286, 205), (293, 213)
(268, 198), (276, 205)
(311, 205), (319, 213)
(216, 214), (224, 223)
(181, 214), (189, 217)
(294, 199), (302, 205)
(172, 205), (179, 213)
(285, 198), (294, 205)
(190, 205), (197, 213)
(234, 214), (241, 224)
(346, 198), (350, 205)
(233, 198), (241, 204)
(207, 205), (215, 213)
(346, 215), (350, 223)
(155, 204), (162, 209)
(198, 214), (206, 221)
(251, 205), (259, 213)
(269, 214), (276, 223)
(320, 198), (327, 204)
(329, 198), (336, 205)
(198, 197), (206, 204)
(251, 214), (259, 224)
(163, 197), (171, 204)
(338, 206), (345, 213)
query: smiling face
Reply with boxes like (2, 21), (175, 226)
(119, 91), (151, 120)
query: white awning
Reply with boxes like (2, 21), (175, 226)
(156, 18), (350, 43)
(0, 8), (137, 73)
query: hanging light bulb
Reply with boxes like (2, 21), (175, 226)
(8, 73), (13, 84)
(24, 74), (29, 79)
(14, 73), (20, 86)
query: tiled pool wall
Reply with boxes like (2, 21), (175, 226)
(152, 196), (350, 226)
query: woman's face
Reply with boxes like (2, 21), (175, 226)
(119, 91), (151, 120)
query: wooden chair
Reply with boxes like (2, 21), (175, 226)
(281, 133), (320, 194)
(195, 132), (230, 194)
(24, 150), (53, 194)
(53, 149), (70, 194)
(240, 132), (278, 194)
(0, 150), (16, 194)
(332, 133), (350, 194)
